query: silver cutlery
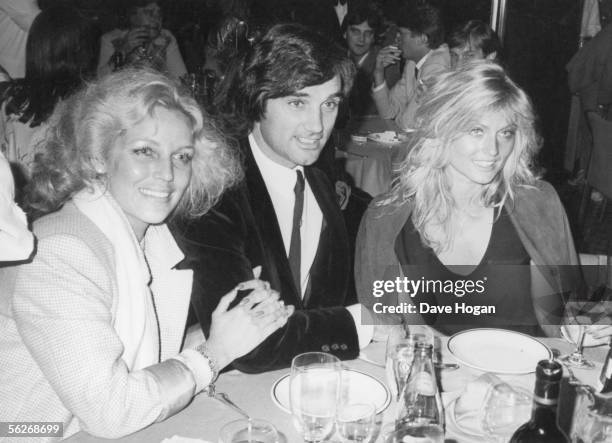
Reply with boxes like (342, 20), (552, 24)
(208, 385), (251, 420)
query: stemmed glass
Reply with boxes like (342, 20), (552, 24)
(560, 318), (595, 369)
(561, 254), (612, 368)
(290, 352), (342, 443)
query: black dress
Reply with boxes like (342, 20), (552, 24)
(394, 207), (544, 336)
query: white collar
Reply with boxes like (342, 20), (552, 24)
(416, 49), (433, 71)
(249, 133), (304, 183)
(354, 50), (370, 67)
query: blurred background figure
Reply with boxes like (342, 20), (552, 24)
(0, 0), (40, 80)
(447, 19), (501, 70)
(97, 0), (187, 79)
(342, 0), (400, 118)
(372, 0), (450, 131)
(0, 150), (33, 262)
(0, 5), (99, 177)
(202, 15), (251, 83)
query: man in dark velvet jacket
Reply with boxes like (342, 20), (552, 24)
(173, 23), (372, 373)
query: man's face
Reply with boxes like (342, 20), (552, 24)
(130, 2), (162, 30)
(450, 44), (485, 69)
(345, 21), (375, 59)
(398, 27), (428, 62)
(252, 76), (342, 168)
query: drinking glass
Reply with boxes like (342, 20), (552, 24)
(481, 382), (532, 442)
(219, 418), (279, 443)
(561, 257), (612, 369)
(290, 352), (341, 443)
(570, 384), (612, 443)
(379, 421), (443, 443)
(335, 403), (376, 442)
(560, 321), (595, 369)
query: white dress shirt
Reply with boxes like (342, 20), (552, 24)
(249, 135), (373, 348)
(334, 2), (348, 27)
(249, 134), (323, 297)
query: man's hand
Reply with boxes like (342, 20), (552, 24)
(373, 45), (401, 87)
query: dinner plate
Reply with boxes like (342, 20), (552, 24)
(271, 369), (391, 414)
(366, 131), (408, 145)
(447, 328), (552, 374)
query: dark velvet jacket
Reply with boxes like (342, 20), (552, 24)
(172, 139), (360, 373)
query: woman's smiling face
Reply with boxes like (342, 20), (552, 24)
(445, 111), (517, 188)
(106, 107), (195, 239)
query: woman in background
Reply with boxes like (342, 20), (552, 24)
(0, 68), (291, 440)
(0, 5), (99, 174)
(356, 61), (611, 341)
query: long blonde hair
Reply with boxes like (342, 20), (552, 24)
(387, 61), (541, 251)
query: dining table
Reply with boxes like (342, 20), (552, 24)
(64, 334), (607, 443)
(337, 116), (412, 198)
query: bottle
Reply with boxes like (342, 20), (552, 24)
(396, 343), (444, 442)
(509, 359), (569, 442)
(598, 345), (612, 393)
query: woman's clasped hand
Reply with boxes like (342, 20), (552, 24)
(207, 277), (294, 369)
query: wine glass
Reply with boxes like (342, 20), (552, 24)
(560, 320), (595, 368)
(290, 352), (341, 443)
(335, 403), (376, 442)
(560, 256), (612, 368)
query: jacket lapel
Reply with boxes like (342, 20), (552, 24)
(242, 141), (305, 308)
(303, 167), (348, 307)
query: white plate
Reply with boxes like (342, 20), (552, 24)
(366, 131), (407, 145)
(271, 369), (391, 414)
(447, 328), (552, 374)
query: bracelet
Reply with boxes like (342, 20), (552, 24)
(195, 342), (219, 384)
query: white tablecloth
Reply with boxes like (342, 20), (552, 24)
(65, 336), (606, 443)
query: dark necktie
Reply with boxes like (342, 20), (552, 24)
(289, 170), (305, 295)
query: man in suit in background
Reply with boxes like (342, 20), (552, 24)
(372, 0), (450, 130)
(173, 23), (373, 373)
(343, 0), (400, 117)
(291, 0), (350, 44)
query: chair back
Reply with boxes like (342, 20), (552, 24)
(586, 111), (612, 200)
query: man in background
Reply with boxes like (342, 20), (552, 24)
(372, 0), (450, 130)
(343, 1), (400, 117)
